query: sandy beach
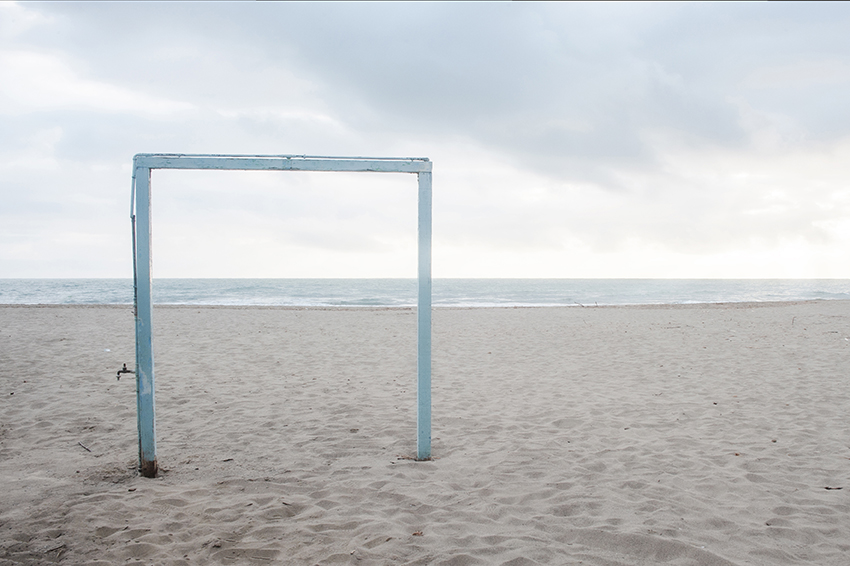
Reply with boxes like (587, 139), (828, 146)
(1, 301), (849, 565)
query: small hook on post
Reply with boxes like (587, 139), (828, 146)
(116, 363), (135, 381)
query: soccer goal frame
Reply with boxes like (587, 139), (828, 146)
(131, 153), (433, 477)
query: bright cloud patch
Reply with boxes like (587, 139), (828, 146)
(0, 50), (195, 116)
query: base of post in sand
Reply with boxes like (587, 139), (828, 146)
(139, 458), (158, 478)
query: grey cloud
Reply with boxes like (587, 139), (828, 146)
(22, 3), (850, 176)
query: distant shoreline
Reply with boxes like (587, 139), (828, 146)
(2, 278), (849, 307)
(0, 298), (844, 310)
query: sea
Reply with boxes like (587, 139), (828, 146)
(1, 279), (849, 307)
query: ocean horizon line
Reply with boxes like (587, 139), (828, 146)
(2, 278), (849, 308)
(4, 277), (850, 280)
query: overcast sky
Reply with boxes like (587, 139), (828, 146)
(2, 1), (850, 278)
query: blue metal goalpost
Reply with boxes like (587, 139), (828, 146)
(131, 153), (433, 477)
